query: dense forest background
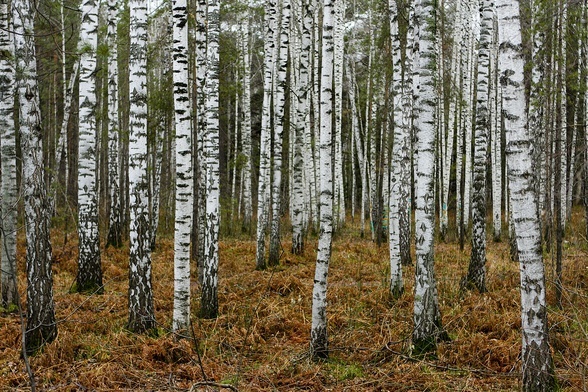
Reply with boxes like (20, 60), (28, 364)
(1, 0), (588, 390)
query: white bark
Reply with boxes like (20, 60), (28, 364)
(496, 0), (555, 389)
(412, 0), (445, 355)
(171, 0), (193, 332)
(240, 15), (253, 230)
(77, 0), (102, 293)
(106, 0), (122, 248)
(311, 0), (334, 361)
(465, 0), (493, 293)
(292, 0), (313, 254)
(0, 0), (17, 307)
(444, 0), (463, 238)
(333, 0), (345, 227)
(269, 0), (291, 266)
(195, 0), (207, 281)
(256, 0), (277, 269)
(559, 1), (568, 228)
(201, 0), (220, 319)
(388, 0), (404, 298)
(14, 0), (57, 354)
(491, 11), (501, 241)
(128, 0), (155, 332)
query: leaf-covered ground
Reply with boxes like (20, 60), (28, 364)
(1, 210), (587, 391)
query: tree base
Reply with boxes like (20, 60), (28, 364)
(25, 324), (57, 356)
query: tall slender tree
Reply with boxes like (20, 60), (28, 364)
(127, 0), (156, 333)
(388, 0), (405, 298)
(0, 0), (18, 308)
(269, 0), (291, 266)
(171, 0), (193, 332)
(194, 0), (207, 281)
(463, 0), (494, 293)
(106, 0), (122, 248)
(14, 0), (58, 354)
(239, 10), (253, 232)
(310, 0), (334, 361)
(201, 0), (221, 319)
(496, 0), (556, 389)
(76, 0), (103, 293)
(412, 0), (446, 356)
(256, 0), (278, 270)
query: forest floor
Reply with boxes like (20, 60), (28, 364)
(1, 209), (588, 391)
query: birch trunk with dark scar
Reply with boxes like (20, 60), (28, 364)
(463, 0), (494, 294)
(200, 0), (220, 319)
(269, 0), (291, 266)
(0, 0), (18, 308)
(195, 0), (207, 283)
(240, 12), (253, 232)
(172, 0), (193, 332)
(310, 0), (334, 361)
(256, 0), (277, 270)
(127, 0), (155, 333)
(76, 0), (103, 294)
(14, 0), (58, 354)
(412, 0), (447, 356)
(496, 0), (556, 389)
(388, 0), (404, 298)
(106, 0), (122, 248)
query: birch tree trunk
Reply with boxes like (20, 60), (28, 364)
(269, 0), (291, 266)
(491, 13), (502, 242)
(14, 0), (58, 354)
(292, 0), (313, 254)
(0, 0), (17, 308)
(333, 0), (345, 227)
(388, 0), (404, 298)
(256, 0), (278, 270)
(127, 0), (155, 333)
(106, 0), (122, 248)
(76, 0), (103, 294)
(496, 0), (556, 389)
(464, 0), (493, 293)
(201, 0), (221, 319)
(195, 0), (207, 282)
(310, 0), (334, 361)
(412, 0), (446, 356)
(172, 0), (193, 332)
(400, 0), (415, 267)
(240, 15), (253, 232)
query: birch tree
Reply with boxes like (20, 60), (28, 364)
(400, 1), (414, 267)
(310, 0), (334, 361)
(14, 0), (58, 354)
(412, 0), (446, 355)
(201, 0), (221, 319)
(269, 0), (291, 266)
(388, 0), (404, 298)
(76, 0), (103, 293)
(496, 0), (556, 389)
(0, 0), (17, 308)
(128, 0), (156, 333)
(194, 0), (207, 279)
(239, 12), (253, 232)
(171, 0), (193, 332)
(292, 0), (313, 254)
(333, 0), (345, 227)
(256, 0), (277, 270)
(463, 0), (493, 293)
(106, 0), (122, 248)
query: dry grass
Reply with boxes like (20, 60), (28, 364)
(1, 210), (588, 391)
